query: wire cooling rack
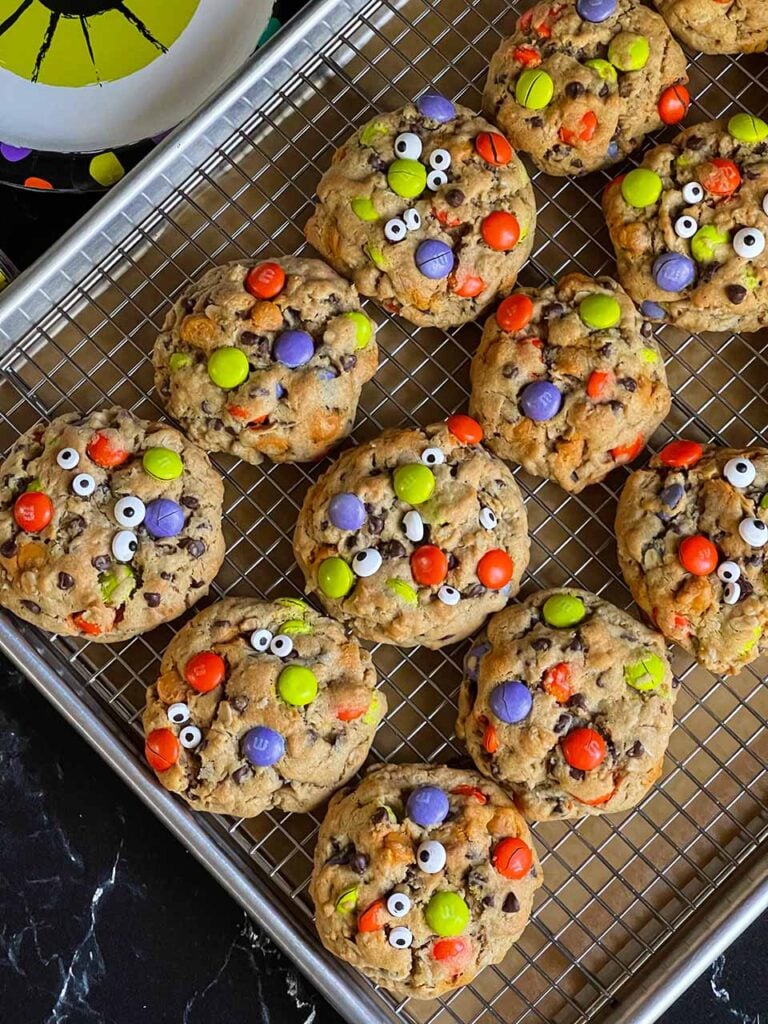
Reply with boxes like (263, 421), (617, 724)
(0, 1), (767, 1022)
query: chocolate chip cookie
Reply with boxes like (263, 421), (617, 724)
(293, 416), (530, 648)
(456, 589), (676, 820)
(143, 597), (384, 815)
(469, 273), (671, 492)
(310, 763), (542, 999)
(305, 95), (536, 328)
(483, 0), (689, 177)
(153, 257), (378, 464)
(603, 115), (768, 333)
(0, 407), (224, 641)
(652, 0), (768, 54)
(616, 439), (768, 675)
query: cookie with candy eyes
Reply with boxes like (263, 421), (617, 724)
(304, 96), (536, 328)
(293, 416), (530, 648)
(469, 273), (671, 492)
(153, 257), (378, 464)
(604, 116), (768, 333)
(616, 441), (768, 675)
(0, 407), (224, 642)
(482, 0), (688, 177)
(651, 0), (768, 54)
(310, 763), (542, 999)
(456, 589), (676, 820)
(142, 598), (384, 816)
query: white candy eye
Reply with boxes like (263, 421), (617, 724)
(394, 132), (422, 160)
(179, 724), (202, 749)
(403, 510), (424, 542)
(479, 507), (497, 530)
(72, 473), (96, 497)
(438, 585), (460, 606)
(417, 840), (447, 874)
(112, 530), (138, 562)
(763, 193), (768, 217)
(717, 560), (741, 583)
(724, 457), (756, 488)
(403, 208), (421, 232)
(723, 581), (741, 605)
(739, 517), (768, 547)
(56, 447), (80, 470)
(250, 628), (273, 652)
(387, 892), (412, 917)
(352, 548), (383, 577)
(682, 181), (704, 204)
(270, 634), (294, 657)
(733, 227), (765, 259)
(427, 169), (448, 191)
(114, 495), (146, 528)
(429, 148), (451, 171)
(389, 925), (413, 949)
(167, 702), (190, 725)
(421, 447), (445, 466)
(674, 215), (698, 239)
(384, 217), (407, 243)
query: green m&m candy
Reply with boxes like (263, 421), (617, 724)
(344, 311), (374, 349)
(143, 447), (183, 480)
(386, 578), (418, 605)
(169, 352), (191, 372)
(621, 168), (662, 208)
(727, 113), (768, 144)
(515, 69), (554, 110)
(624, 652), (666, 692)
(365, 243), (387, 270)
(208, 346), (249, 390)
(276, 596), (309, 611)
(360, 120), (387, 146)
(99, 563), (135, 605)
(351, 197), (379, 222)
(318, 556), (355, 598)
(280, 619), (313, 635)
(278, 665), (318, 706)
(691, 224), (729, 264)
(362, 691), (383, 726)
(760, 493), (768, 510)
(393, 463), (435, 505)
(335, 886), (358, 913)
(585, 58), (617, 83)
(387, 158), (427, 199)
(608, 32), (649, 71)
(640, 347), (658, 363)
(542, 593), (586, 628)
(579, 293), (621, 330)
(425, 891), (470, 937)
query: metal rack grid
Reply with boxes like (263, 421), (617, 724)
(0, 0), (767, 1021)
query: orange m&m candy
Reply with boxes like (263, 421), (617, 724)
(358, 899), (387, 932)
(450, 273), (485, 298)
(14, 491), (53, 533)
(476, 549), (513, 589)
(145, 728), (180, 772)
(512, 46), (541, 67)
(411, 544), (448, 586)
(492, 836), (533, 879)
(483, 719), (499, 753)
(542, 662), (572, 703)
(336, 704), (366, 721)
(86, 432), (130, 468)
(475, 131), (513, 166)
(451, 785), (488, 804)
(658, 84), (690, 125)
(447, 414), (483, 444)
(659, 439), (703, 468)
(184, 650), (226, 692)
(586, 370), (612, 400)
(482, 211), (520, 251)
(496, 293), (534, 333)
(71, 612), (102, 636)
(432, 936), (472, 965)
(701, 158), (741, 196)
(611, 434), (644, 463)
(678, 535), (718, 576)
(561, 727), (606, 771)
(245, 262), (285, 299)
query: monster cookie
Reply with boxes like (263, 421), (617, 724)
(304, 95), (536, 328)
(143, 597), (385, 815)
(470, 273), (671, 492)
(456, 589), (676, 820)
(310, 763), (542, 998)
(0, 407), (224, 641)
(483, 0), (688, 177)
(293, 416), (530, 648)
(652, 0), (768, 54)
(604, 115), (768, 333)
(616, 440), (768, 675)
(153, 257), (378, 464)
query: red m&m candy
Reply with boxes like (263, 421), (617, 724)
(542, 662), (572, 703)
(145, 728), (180, 772)
(496, 293), (534, 333)
(482, 211), (520, 251)
(86, 432), (130, 468)
(245, 262), (285, 299)
(411, 545), (448, 586)
(432, 936), (472, 966)
(561, 727), (606, 771)
(492, 836), (533, 879)
(658, 84), (690, 125)
(678, 535), (718, 576)
(447, 414), (483, 444)
(14, 491), (53, 533)
(476, 549), (513, 589)
(701, 158), (741, 196)
(659, 439), (703, 468)
(475, 131), (513, 166)
(184, 650), (226, 692)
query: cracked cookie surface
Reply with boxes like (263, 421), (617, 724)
(652, 0), (768, 54)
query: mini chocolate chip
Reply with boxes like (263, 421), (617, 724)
(230, 695), (249, 713)
(554, 713), (572, 734)
(212, 619), (231, 628)
(640, 322), (653, 338)
(181, 496), (200, 510)
(726, 284), (747, 305)
(618, 377), (637, 392)
(379, 540), (406, 559)
(532, 637), (551, 651)
(340, 354), (357, 372)
(609, 400), (624, 414)
(232, 765), (251, 785)
(91, 554), (111, 571)
(502, 892), (520, 913)
(447, 553), (459, 570)
(552, 799), (565, 815)
(599, 84), (609, 98)
(190, 579), (205, 589)
(565, 81), (584, 99)
(502, 364), (518, 378)
(546, 302), (566, 319)
(627, 740), (645, 758)
(660, 483), (684, 508)
(21, 600), (41, 614)
(370, 807), (389, 825)
(368, 515), (385, 535)
(686, 135), (704, 150)
(186, 539), (205, 558)
(0, 540), (17, 558)
(567, 635), (584, 652)
(57, 572), (75, 590)
(598, 343), (613, 358)
(483, 895), (496, 908)
(446, 188), (464, 207)
(144, 592), (161, 607)
(569, 766), (586, 781)
(463, 583), (485, 598)
(567, 693), (587, 710)
(325, 843), (354, 866)
(530, 116), (544, 128)
(350, 853), (369, 874)
(160, 571), (173, 581)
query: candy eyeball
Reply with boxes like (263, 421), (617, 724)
(763, 193), (768, 217)
(250, 628), (273, 652)
(384, 217), (407, 243)
(114, 495), (146, 528)
(723, 581), (741, 605)
(56, 447), (80, 470)
(72, 472), (96, 497)
(479, 507), (497, 530)
(429, 148), (451, 171)
(270, 634), (294, 657)
(738, 517), (768, 547)
(717, 560), (741, 583)
(352, 548), (383, 577)
(112, 529), (138, 562)
(417, 839), (447, 874)
(437, 585), (460, 606)
(167, 702), (190, 724)
(427, 169), (448, 191)
(387, 892), (412, 917)
(403, 509), (424, 542)
(403, 208), (421, 232)
(388, 925), (413, 949)
(682, 181), (704, 204)
(724, 457), (756, 488)
(179, 724), (202, 749)
(394, 132), (422, 160)
(733, 227), (766, 259)
(421, 447), (445, 466)
(674, 215), (698, 239)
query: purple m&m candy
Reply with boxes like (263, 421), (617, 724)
(652, 252), (696, 293)
(242, 725), (285, 767)
(274, 329), (314, 368)
(576, 0), (617, 22)
(416, 92), (456, 123)
(415, 239), (454, 279)
(406, 785), (450, 827)
(328, 492), (366, 531)
(144, 498), (185, 538)
(520, 381), (563, 422)
(607, 141), (619, 160)
(489, 681), (532, 724)
(641, 300), (667, 319)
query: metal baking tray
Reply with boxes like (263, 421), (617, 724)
(0, 1), (767, 1021)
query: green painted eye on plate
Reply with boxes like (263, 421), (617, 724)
(0, 0), (199, 87)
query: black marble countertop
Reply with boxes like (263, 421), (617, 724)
(1, 178), (766, 1024)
